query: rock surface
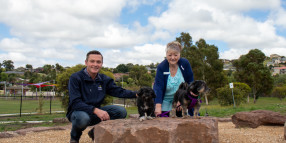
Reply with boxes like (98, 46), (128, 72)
(93, 117), (218, 143)
(232, 110), (286, 128)
(284, 121), (286, 140)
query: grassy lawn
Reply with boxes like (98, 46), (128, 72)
(0, 96), (64, 114)
(200, 97), (286, 117)
(0, 97), (285, 132)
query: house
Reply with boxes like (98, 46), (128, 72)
(113, 73), (129, 82)
(4, 71), (25, 75)
(6, 85), (30, 96)
(270, 54), (281, 59)
(272, 67), (286, 76)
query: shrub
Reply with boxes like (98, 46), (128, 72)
(216, 82), (250, 106)
(272, 86), (286, 100)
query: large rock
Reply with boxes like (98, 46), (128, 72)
(93, 117), (218, 143)
(284, 121), (286, 140)
(232, 110), (286, 128)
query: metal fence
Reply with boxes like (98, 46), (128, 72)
(0, 95), (64, 117)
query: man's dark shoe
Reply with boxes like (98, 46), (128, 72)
(88, 128), (94, 141)
(70, 139), (79, 143)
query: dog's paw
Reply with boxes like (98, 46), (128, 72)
(146, 116), (154, 120)
(139, 116), (146, 121)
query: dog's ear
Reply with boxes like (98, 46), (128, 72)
(188, 81), (196, 91)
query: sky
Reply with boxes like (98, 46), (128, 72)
(0, 0), (286, 68)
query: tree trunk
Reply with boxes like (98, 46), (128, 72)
(253, 88), (257, 104)
(204, 94), (209, 105)
(247, 94), (249, 103)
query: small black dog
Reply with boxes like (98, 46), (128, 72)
(136, 87), (156, 121)
(170, 80), (210, 118)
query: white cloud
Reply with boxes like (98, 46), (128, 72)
(148, 0), (286, 60)
(0, 0), (285, 69)
(103, 43), (165, 68)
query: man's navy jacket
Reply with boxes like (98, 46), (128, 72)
(66, 68), (136, 120)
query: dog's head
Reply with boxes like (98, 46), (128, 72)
(178, 82), (189, 90)
(137, 87), (156, 100)
(188, 80), (210, 96)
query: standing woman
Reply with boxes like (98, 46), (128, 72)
(154, 41), (194, 117)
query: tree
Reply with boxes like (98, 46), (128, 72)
(176, 33), (226, 104)
(26, 64), (33, 69)
(273, 74), (286, 86)
(114, 64), (129, 73)
(138, 73), (153, 87)
(42, 64), (52, 74)
(0, 72), (8, 81)
(2, 60), (14, 71)
(233, 49), (274, 103)
(272, 86), (286, 100)
(129, 65), (150, 86)
(55, 63), (64, 72)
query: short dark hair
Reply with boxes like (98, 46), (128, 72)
(86, 50), (103, 61)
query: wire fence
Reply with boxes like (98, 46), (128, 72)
(0, 95), (65, 117)
(0, 94), (137, 117)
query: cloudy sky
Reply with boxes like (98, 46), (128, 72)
(0, 0), (286, 68)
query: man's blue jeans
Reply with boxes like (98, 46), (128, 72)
(70, 105), (127, 141)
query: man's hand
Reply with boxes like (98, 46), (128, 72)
(93, 108), (110, 121)
(155, 104), (162, 117)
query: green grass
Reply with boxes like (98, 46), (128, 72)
(0, 96), (64, 114)
(199, 97), (286, 117)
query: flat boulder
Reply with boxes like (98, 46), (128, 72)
(232, 110), (286, 128)
(284, 121), (286, 140)
(93, 117), (218, 143)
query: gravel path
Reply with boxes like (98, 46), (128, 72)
(0, 122), (285, 143)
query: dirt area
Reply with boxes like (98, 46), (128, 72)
(0, 122), (285, 143)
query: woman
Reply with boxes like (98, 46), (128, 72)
(153, 41), (194, 117)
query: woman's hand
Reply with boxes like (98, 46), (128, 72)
(155, 104), (162, 117)
(93, 108), (110, 121)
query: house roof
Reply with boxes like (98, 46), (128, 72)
(6, 85), (30, 90)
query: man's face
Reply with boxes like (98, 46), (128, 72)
(85, 54), (103, 76)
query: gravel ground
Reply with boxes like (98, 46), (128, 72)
(0, 122), (285, 143)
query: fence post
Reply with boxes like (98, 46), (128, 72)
(20, 95), (23, 117)
(50, 96), (52, 114)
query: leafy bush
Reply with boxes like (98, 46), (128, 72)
(216, 82), (250, 106)
(272, 86), (286, 100)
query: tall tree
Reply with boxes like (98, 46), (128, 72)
(176, 33), (226, 104)
(55, 63), (64, 72)
(43, 64), (52, 74)
(233, 49), (273, 103)
(129, 65), (150, 86)
(26, 64), (33, 69)
(115, 64), (129, 73)
(2, 60), (14, 71)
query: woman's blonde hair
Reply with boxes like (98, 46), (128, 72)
(166, 41), (182, 53)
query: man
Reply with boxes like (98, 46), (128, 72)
(67, 50), (137, 143)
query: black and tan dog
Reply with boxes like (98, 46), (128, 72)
(136, 87), (156, 121)
(170, 80), (210, 118)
